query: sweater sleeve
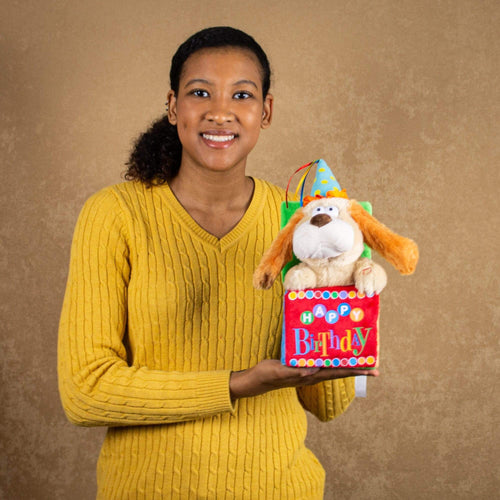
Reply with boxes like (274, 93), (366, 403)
(296, 378), (355, 422)
(57, 188), (235, 427)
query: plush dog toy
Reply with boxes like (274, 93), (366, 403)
(253, 160), (418, 294)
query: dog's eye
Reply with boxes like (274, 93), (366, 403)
(327, 206), (339, 217)
(313, 207), (325, 214)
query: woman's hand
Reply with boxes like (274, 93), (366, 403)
(229, 359), (379, 400)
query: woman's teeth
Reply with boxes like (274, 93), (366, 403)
(202, 134), (235, 142)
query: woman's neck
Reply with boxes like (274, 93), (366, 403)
(168, 163), (255, 239)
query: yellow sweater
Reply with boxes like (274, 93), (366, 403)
(58, 178), (355, 499)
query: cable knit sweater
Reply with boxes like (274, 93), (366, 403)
(58, 178), (355, 499)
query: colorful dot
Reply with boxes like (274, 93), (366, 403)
(288, 291), (297, 300)
(307, 359), (315, 367)
(349, 358), (357, 367)
(314, 189), (321, 196)
(332, 359), (341, 367)
(318, 168), (326, 172)
(348, 290), (357, 299)
(357, 291), (366, 299)
(298, 290), (306, 299)
(358, 357), (366, 365)
(300, 311), (314, 325)
(350, 308), (364, 322)
(324, 359), (332, 367)
(290, 359), (298, 366)
(341, 358), (349, 367)
(315, 359), (324, 367)
(313, 304), (327, 318)
(338, 302), (351, 316)
(314, 290), (322, 299)
(322, 291), (330, 299)
(321, 179), (328, 184)
(305, 290), (314, 299)
(339, 290), (348, 299)
(325, 310), (339, 324)
(298, 359), (307, 367)
(366, 356), (375, 365)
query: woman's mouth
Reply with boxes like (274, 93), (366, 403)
(203, 133), (234, 142)
(201, 132), (237, 148)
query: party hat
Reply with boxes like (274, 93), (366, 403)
(285, 159), (348, 208)
(310, 159), (342, 196)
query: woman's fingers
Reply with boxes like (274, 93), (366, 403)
(297, 367), (380, 384)
(230, 360), (379, 400)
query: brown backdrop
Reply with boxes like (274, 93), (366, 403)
(1, 1), (499, 498)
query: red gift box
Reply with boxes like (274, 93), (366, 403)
(281, 285), (379, 369)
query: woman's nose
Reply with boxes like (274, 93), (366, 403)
(205, 98), (234, 123)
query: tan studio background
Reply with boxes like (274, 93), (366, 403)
(1, 1), (499, 498)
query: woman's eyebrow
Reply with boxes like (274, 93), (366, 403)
(184, 78), (211, 88)
(233, 79), (258, 89)
(183, 78), (258, 89)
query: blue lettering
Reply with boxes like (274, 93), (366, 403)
(293, 328), (311, 355)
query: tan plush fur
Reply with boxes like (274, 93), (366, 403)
(349, 200), (419, 275)
(253, 197), (418, 292)
(253, 210), (305, 289)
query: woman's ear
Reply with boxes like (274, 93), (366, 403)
(261, 93), (273, 129)
(253, 208), (305, 289)
(166, 90), (177, 125)
(349, 200), (419, 275)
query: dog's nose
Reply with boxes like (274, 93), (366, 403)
(310, 213), (332, 228)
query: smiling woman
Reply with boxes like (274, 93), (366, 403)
(165, 47), (273, 237)
(124, 27), (273, 186)
(58, 26), (371, 500)
(168, 48), (272, 172)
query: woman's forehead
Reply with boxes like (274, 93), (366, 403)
(179, 47), (263, 86)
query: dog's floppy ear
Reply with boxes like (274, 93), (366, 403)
(349, 200), (419, 275)
(253, 209), (305, 289)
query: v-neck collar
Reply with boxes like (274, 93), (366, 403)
(155, 177), (266, 251)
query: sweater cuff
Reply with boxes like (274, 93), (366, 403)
(198, 370), (236, 416)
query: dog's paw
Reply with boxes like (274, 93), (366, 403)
(253, 268), (279, 290)
(354, 259), (387, 295)
(253, 272), (272, 290)
(284, 265), (318, 291)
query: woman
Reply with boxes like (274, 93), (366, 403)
(58, 26), (377, 499)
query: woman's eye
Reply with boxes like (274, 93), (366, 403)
(191, 89), (209, 98)
(234, 91), (252, 99)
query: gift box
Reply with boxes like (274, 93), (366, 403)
(280, 199), (379, 369)
(252, 160), (417, 370)
(281, 285), (379, 369)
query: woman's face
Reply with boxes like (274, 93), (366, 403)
(167, 47), (273, 175)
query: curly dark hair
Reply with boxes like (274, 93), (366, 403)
(125, 26), (272, 186)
